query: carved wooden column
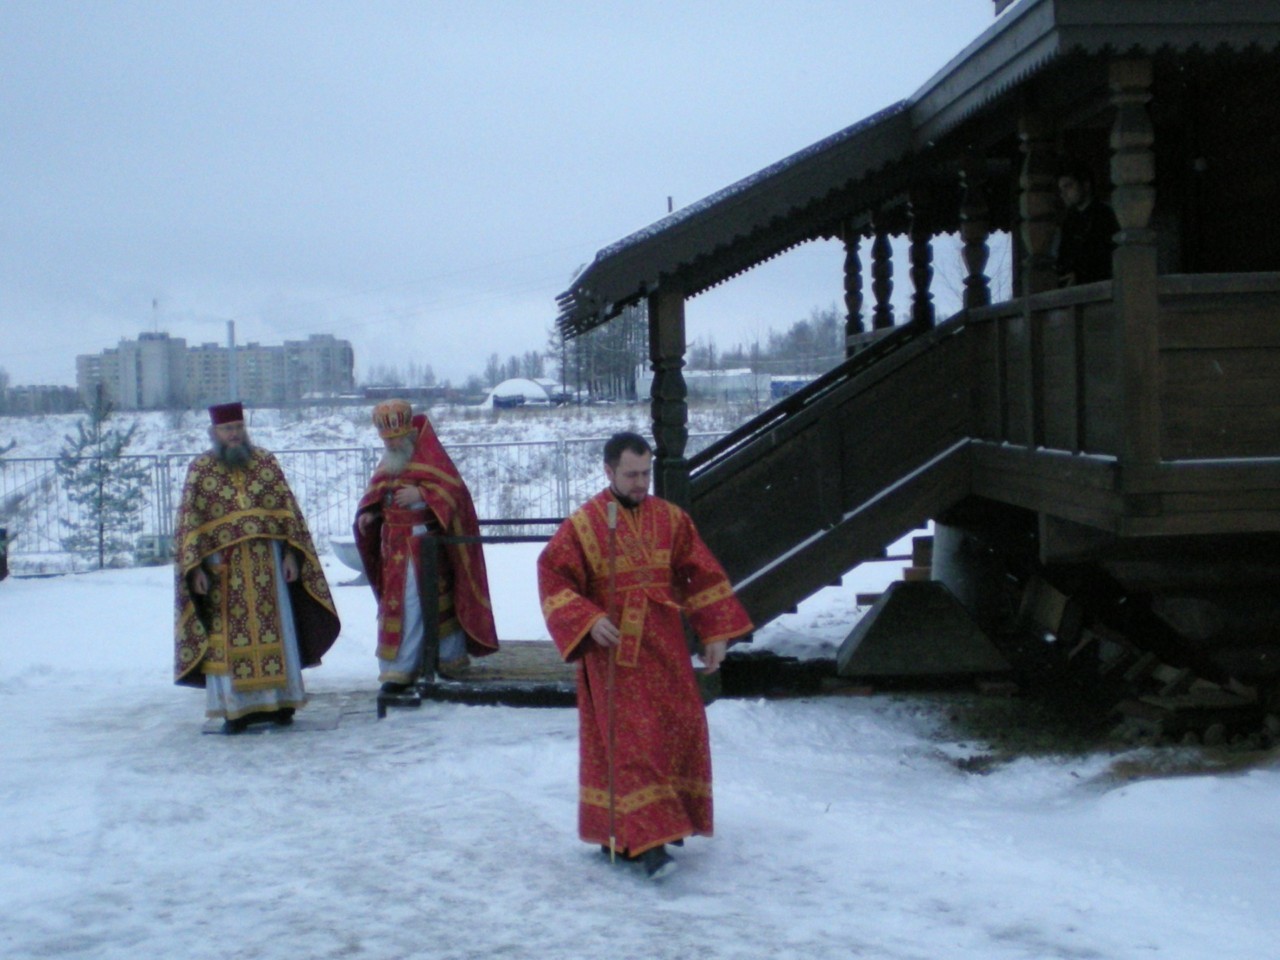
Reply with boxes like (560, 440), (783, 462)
(908, 190), (935, 329)
(842, 222), (865, 356)
(1018, 113), (1058, 296)
(870, 218), (895, 330)
(647, 286), (691, 506)
(960, 154), (992, 310)
(1110, 58), (1160, 466)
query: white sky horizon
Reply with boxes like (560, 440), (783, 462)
(2, 1), (1003, 388)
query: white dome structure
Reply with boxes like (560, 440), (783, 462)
(483, 378), (551, 409)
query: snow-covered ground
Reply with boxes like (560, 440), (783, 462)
(2, 543), (1278, 959)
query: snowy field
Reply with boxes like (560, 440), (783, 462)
(2, 541), (1279, 960)
(0, 402), (754, 460)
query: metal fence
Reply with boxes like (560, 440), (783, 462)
(0, 434), (722, 572)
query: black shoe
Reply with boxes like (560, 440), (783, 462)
(222, 716), (251, 735)
(380, 681), (410, 694)
(272, 708), (295, 726)
(639, 846), (677, 880)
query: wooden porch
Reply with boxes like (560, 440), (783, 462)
(967, 273), (1280, 541)
(555, 0), (1280, 695)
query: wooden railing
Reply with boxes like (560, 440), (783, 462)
(688, 319), (972, 624)
(689, 322), (922, 474)
(1156, 272), (1280, 461)
(687, 272), (1280, 622)
(966, 281), (1121, 457)
(966, 272), (1280, 463)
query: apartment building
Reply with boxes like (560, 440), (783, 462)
(76, 331), (355, 409)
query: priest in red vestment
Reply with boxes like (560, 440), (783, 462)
(538, 431), (753, 879)
(355, 400), (498, 690)
(173, 402), (340, 733)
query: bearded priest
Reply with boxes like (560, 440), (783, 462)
(173, 402), (341, 733)
(354, 399), (498, 691)
(538, 431), (753, 880)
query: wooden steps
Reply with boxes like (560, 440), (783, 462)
(857, 534), (933, 607)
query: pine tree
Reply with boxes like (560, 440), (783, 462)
(55, 387), (150, 569)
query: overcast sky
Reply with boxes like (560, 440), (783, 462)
(1, 1), (1001, 388)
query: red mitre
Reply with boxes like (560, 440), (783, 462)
(208, 402), (244, 425)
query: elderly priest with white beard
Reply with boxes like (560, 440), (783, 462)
(354, 399), (498, 691)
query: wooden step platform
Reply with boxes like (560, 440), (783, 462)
(465, 640), (577, 684)
(378, 641), (577, 715)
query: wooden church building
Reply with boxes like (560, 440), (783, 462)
(555, 0), (1280, 712)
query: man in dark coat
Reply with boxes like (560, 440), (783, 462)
(1056, 161), (1121, 286)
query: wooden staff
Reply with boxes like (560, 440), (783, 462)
(606, 499), (619, 863)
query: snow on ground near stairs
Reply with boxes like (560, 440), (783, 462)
(2, 551), (1279, 959)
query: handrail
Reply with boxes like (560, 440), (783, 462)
(684, 308), (976, 625)
(451, 517), (563, 544)
(689, 318), (939, 477)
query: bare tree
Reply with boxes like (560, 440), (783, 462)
(519, 350), (545, 380)
(484, 353), (504, 388)
(363, 363), (405, 387)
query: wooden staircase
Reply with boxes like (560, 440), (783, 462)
(685, 313), (1275, 737)
(689, 320), (971, 630)
(856, 533), (933, 607)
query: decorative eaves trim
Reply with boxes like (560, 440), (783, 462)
(911, 0), (1280, 143)
(557, 0), (1280, 337)
(557, 103), (913, 334)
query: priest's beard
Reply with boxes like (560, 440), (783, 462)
(379, 438), (415, 476)
(214, 439), (254, 469)
(610, 484), (644, 509)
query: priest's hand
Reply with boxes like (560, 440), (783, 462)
(190, 567), (209, 596)
(393, 485), (424, 507)
(283, 551), (299, 583)
(589, 615), (621, 648)
(357, 511), (376, 535)
(700, 641), (727, 674)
